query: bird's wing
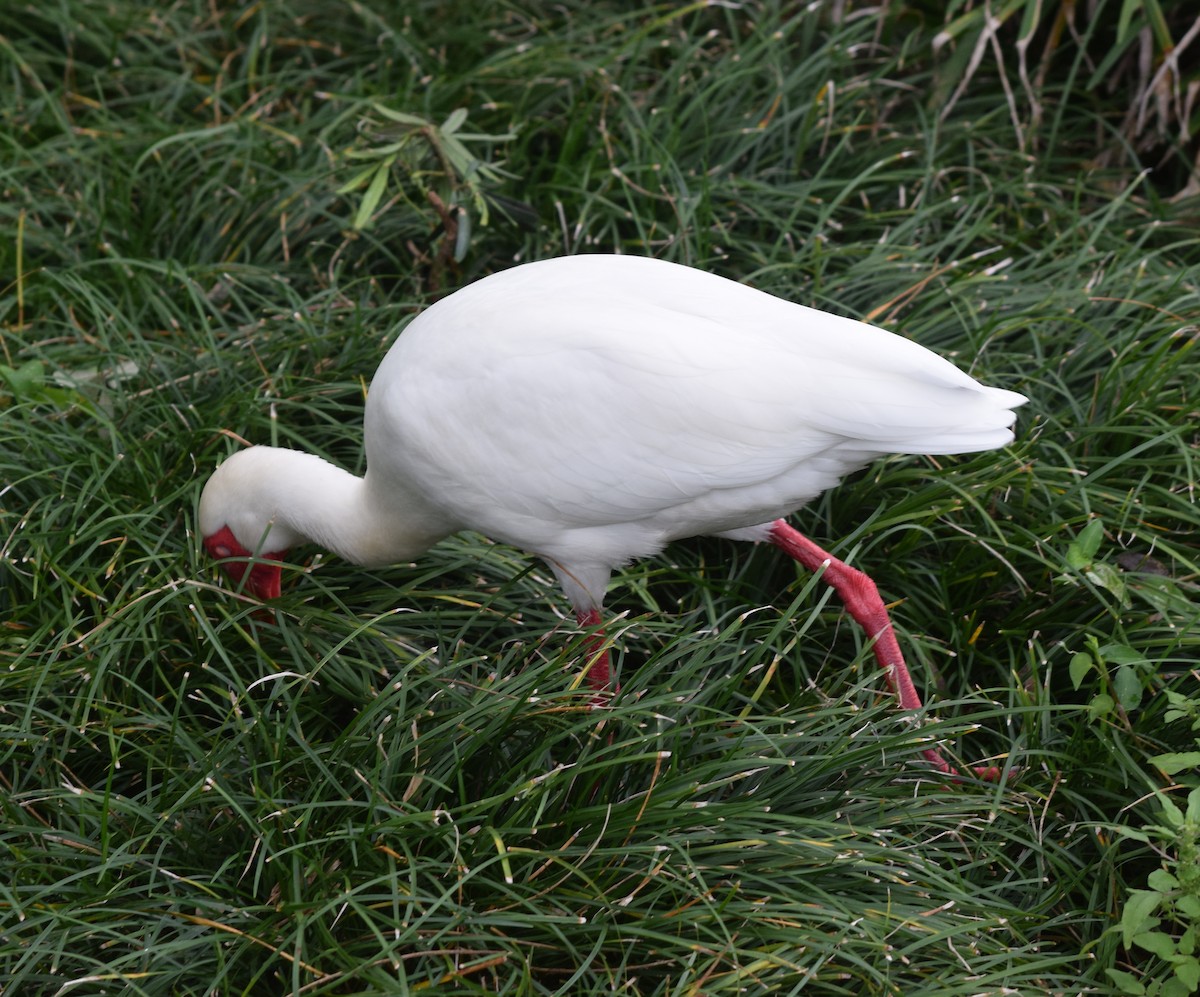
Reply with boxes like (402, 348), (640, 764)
(368, 257), (1022, 544)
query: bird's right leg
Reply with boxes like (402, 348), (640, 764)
(768, 519), (1002, 782)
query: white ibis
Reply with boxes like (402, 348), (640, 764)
(199, 255), (1025, 779)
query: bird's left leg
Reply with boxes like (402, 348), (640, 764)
(575, 607), (614, 694)
(548, 560), (619, 698)
(767, 519), (1001, 781)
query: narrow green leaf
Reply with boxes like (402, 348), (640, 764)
(1087, 31), (1143, 89)
(1016, 0), (1042, 43)
(343, 139), (413, 159)
(336, 162), (382, 195)
(353, 161), (391, 230)
(440, 135), (478, 177)
(1112, 825), (1153, 845)
(454, 207), (472, 261)
(1142, 0), (1174, 51)
(1117, 0), (1141, 43)
(442, 107), (468, 134)
(372, 105), (430, 126)
(454, 130), (518, 143)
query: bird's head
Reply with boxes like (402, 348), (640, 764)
(198, 447), (302, 601)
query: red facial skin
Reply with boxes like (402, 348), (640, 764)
(202, 524), (286, 600)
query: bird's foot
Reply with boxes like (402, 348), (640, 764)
(922, 747), (1015, 784)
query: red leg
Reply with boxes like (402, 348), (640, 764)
(768, 520), (1001, 781)
(576, 607), (618, 696)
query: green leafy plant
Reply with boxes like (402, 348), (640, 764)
(1, 361), (91, 416)
(1063, 517), (1131, 609)
(1109, 788), (1200, 996)
(337, 104), (518, 254)
(1070, 633), (1156, 721)
(0, 359), (139, 420)
(1149, 690), (1200, 782)
(1060, 519), (1161, 723)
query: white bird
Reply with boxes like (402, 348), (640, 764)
(199, 254), (1026, 779)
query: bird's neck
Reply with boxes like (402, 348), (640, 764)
(268, 452), (452, 566)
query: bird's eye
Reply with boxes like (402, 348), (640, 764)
(213, 544), (233, 558)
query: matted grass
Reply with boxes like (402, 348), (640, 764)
(3, 2), (1199, 994)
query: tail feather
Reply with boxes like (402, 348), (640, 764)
(864, 385), (1028, 456)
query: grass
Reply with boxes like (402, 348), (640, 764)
(3, 1), (1200, 994)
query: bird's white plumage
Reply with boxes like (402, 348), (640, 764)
(200, 254), (1025, 609)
